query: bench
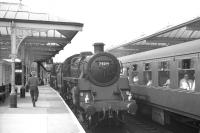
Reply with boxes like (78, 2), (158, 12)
(0, 86), (6, 103)
(0, 85), (10, 103)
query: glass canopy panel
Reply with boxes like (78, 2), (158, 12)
(162, 32), (171, 37)
(0, 4), (9, 10)
(16, 12), (29, 19)
(29, 13), (48, 21)
(195, 31), (200, 38)
(40, 31), (47, 37)
(48, 15), (57, 21)
(184, 30), (193, 38)
(181, 30), (190, 38)
(18, 5), (30, 12)
(46, 43), (59, 46)
(8, 4), (19, 11)
(167, 29), (179, 38)
(47, 30), (54, 37)
(0, 27), (7, 35)
(32, 32), (39, 36)
(0, 2), (74, 22)
(174, 28), (185, 38)
(5, 11), (16, 19)
(55, 30), (62, 37)
(0, 11), (6, 18)
(190, 31), (199, 38)
(179, 30), (186, 38)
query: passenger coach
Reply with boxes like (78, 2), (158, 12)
(119, 39), (200, 130)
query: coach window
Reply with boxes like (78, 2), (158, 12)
(158, 61), (170, 87)
(178, 59), (195, 91)
(143, 63), (152, 86)
(131, 64), (139, 84)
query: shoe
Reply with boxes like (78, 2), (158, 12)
(33, 102), (36, 107)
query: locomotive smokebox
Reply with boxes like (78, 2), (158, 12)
(93, 43), (105, 54)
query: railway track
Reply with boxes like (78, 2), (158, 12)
(85, 113), (173, 133)
(67, 98), (198, 133)
(64, 96), (172, 133)
(124, 114), (172, 133)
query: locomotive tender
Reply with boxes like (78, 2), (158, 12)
(54, 43), (137, 128)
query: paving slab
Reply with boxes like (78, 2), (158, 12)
(0, 85), (85, 133)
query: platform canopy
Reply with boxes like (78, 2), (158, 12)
(0, 2), (83, 63)
(108, 17), (200, 57)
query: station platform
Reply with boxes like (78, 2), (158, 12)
(0, 85), (85, 133)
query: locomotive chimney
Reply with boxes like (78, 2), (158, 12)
(93, 42), (105, 54)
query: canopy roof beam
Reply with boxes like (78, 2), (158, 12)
(116, 48), (139, 51)
(30, 51), (57, 56)
(24, 36), (69, 44)
(0, 35), (69, 44)
(111, 51), (136, 57)
(0, 19), (83, 31)
(0, 45), (63, 51)
(123, 44), (165, 49)
(146, 37), (195, 44)
(186, 25), (200, 31)
(116, 48), (160, 52)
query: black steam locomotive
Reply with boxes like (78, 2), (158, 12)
(51, 43), (137, 128)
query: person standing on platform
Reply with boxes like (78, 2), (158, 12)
(26, 71), (39, 107)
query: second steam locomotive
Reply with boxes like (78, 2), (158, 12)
(52, 43), (137, 128)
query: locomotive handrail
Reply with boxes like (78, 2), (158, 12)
(91, 91), (95, 103)
(118, 88), (125, 101)
(70, 61), (88, 67)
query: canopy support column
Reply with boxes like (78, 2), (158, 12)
(10, 22), (28, 107)
(26, 65), (28, 82)
(10, 24), (17, 108)
(37, 62), (40, 78)
(21, 61), (25, 86)
(21, 45), (25, 86)
(25, 52), (29, 84)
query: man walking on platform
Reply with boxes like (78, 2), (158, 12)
(26, 71), (39, 107)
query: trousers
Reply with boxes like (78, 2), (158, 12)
(30, 87), (39, 104)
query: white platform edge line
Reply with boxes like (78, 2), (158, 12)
(49, 86), (86, 133)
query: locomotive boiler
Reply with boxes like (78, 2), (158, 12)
(57, 43), (137, 128)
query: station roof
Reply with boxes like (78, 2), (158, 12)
(108, 17), (200, 57)
(0, 2), (83, 62)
